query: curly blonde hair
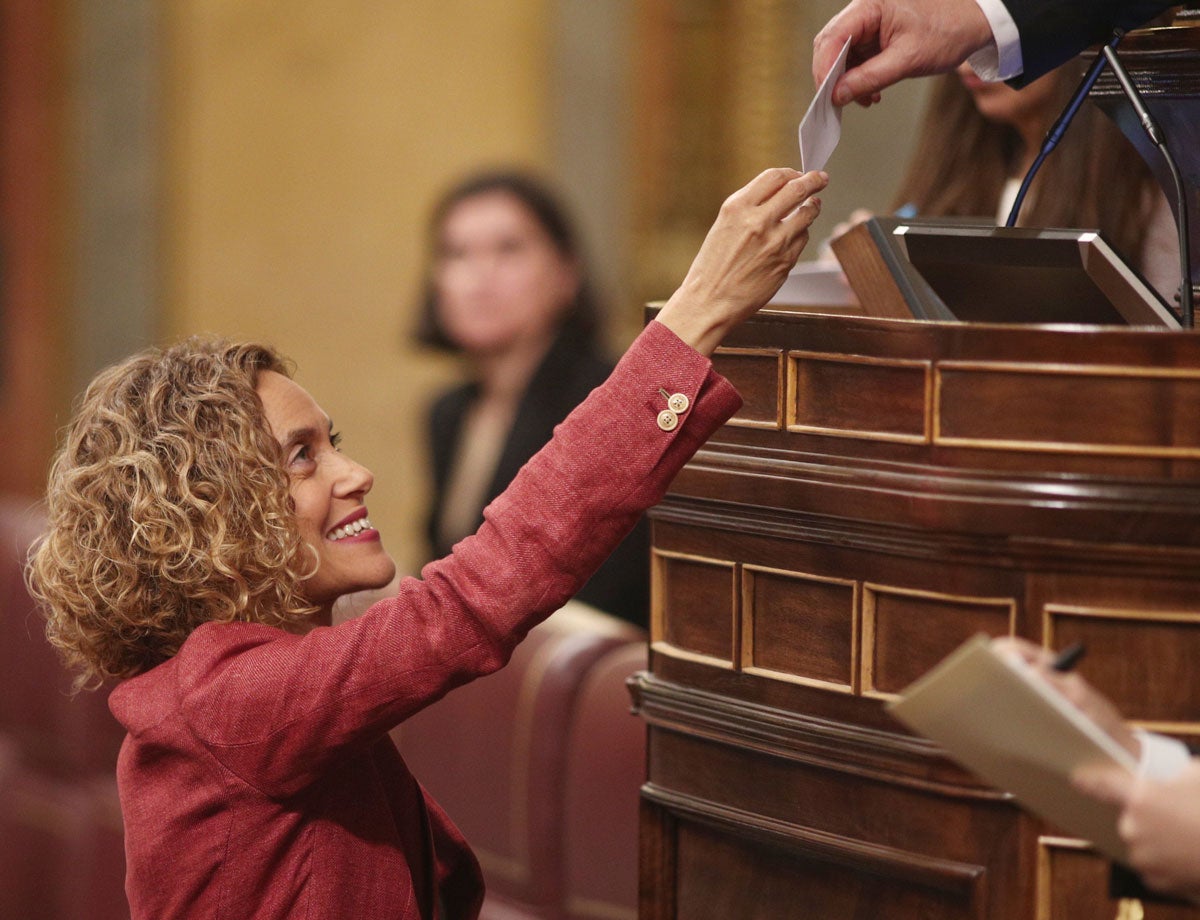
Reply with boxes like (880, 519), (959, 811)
(27, 337), (319, 690)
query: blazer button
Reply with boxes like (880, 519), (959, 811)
(667, 393), (690, 414)
(656, 409), (678, 431)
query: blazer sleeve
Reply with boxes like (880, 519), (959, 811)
(175, 320), (741, 797)
(1004, 0), (1176, 86)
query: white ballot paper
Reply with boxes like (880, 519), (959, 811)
(888, 634), (1139, 861)
(799, 38), (851, 172)
(769, 261), (858, 307)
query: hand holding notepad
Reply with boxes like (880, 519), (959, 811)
(888, 634), (1138, 860)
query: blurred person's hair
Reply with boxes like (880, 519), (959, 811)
(892, 62), (1162, 265)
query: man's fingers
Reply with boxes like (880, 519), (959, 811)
(782, 199), (822, 240)
(813, 32), (848, 87)
(811, 0), (876, 87)
(833, 53), (907, 107)
(1072, 763), (1136, 807)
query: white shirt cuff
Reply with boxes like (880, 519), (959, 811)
(968, 0), (1023, 82)
(1136, 729), (1192, 781)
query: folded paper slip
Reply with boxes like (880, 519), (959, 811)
(888, 634), (1138, 861)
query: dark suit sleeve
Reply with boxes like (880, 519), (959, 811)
(1004, 0), (1176, 85)
(1110, 863), (1194, 906)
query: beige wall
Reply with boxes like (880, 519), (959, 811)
(162, 1), (553, 574)
(155, 0), (929, 577)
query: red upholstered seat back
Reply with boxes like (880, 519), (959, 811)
(0, 760), (127, 920)
(395, 604), (642, 920)
(0, 498), (124, 776)
(562, 642), (647, 920)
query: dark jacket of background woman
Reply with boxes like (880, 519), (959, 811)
(426, 328), (650, 627)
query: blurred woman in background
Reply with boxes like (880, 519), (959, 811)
(415, 171), (649, 627)
(892, 61), (1178, 301)
(827, 59), (1178, 305)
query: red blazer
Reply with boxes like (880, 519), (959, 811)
(108, 321), (740, 920)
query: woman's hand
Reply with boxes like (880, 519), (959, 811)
(656, 168), (827, 356)
(991, 636), (1140, 760)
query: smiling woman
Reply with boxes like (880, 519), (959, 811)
(255, 369), (395, 625)
(29, 341), (319, 684)
(25, 165), (827, 920)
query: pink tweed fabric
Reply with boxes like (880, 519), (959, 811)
(108, 320), (741, 920)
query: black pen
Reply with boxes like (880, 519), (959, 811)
(1051, 641), (1087, 672)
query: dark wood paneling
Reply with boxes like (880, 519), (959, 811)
(642, 304), (1200, 919)
(865, 586), (1015, 696)
(789, 351), (929, 442)
(711, 349), (782, 429)
(671, 816), (985, 920)
(1046, 605), (1200, 730)
(938, 364), (1200, 457)
(1038, 838), (1198, 920)
(742, 566), (856, 691)
(653, 550), (737, 665)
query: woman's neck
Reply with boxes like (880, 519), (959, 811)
(473, 332), (556, 403)
(1012, 115), (1052, 179)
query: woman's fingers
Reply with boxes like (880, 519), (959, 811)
(764, 171), (829, 224)
(737, 167), (804, 206)
(655, 167), (830, 356)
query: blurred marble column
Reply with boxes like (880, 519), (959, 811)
(69, 0), (160, 389)
(626, 0), (802, 311)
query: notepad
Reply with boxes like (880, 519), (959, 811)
(888, 634), (1138, 860)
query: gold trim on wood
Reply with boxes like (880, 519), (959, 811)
(862, 583), (1017, 701)
(1043, 603), (1200, 737)
(740, 665), (856, 693)
(651, 547), (739, 670)
(1044, 602), (1200, 625)
(713, 346), (785, 430)
(933, 438), (1200, 460)
(939, 360), (1200, 380)
(1034, 836), (1092, 920)
(786, 350), (933, 444)
(650, 641), (738, 671)
(934, 361), (1200, 458)
(740, 563), (859, 694)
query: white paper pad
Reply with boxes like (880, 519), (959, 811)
(888, 634), (1138, 861)
(769, 261), (858, 307)
(799, 38), (851, 172)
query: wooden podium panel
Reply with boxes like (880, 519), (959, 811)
(635, 310), (1200, 919)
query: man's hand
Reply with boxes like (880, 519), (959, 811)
(992, 636), (1140, 760)
(1075, 760), (1200, 903)
(813, 0), (994, 106)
